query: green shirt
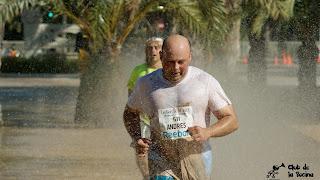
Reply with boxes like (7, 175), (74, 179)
(127, 63), (158, 91)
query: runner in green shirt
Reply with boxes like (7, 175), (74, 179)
(127, 37), (163, 95)
(127, 37), (163, 180)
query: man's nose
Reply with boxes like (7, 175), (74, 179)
(152, 47), (157, 54)
(174, 62), (179, 70)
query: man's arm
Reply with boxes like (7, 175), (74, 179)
(210, 104), (239, 137)
(123, 105), (141, 140)
(188, 105), (239, 141)
(123, 105), (151, 156)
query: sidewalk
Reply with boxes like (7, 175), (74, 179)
(0, 71), (319, 179)
(292, 124), (320, 143)
(0, 73), (80, 87)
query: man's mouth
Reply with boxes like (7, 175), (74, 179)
(172, 72), (180, 77)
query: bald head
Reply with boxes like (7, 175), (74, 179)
(162, 34), (191, 54)
(160, 35), (192, 84)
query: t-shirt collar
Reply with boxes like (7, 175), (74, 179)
(159, 66), (191, 86)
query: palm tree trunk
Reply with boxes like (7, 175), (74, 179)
(296, 2), (319, 91)
(0, 20), (4, 46)
(0, 21), (4, 69)
(223, 19), (241, 78)
(297, 40), (318, 90)
(210, 19), (241, 81)
(247, 27), (267, 86)
(74, 52), (124, 128)
(223, 0), (241, 77)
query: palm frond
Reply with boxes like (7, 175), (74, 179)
(116, 0), (159, 45)
(0, 0), (39, 22)
(242, 0), (294, 35)
(198, 0), (228, 47)
(108, 0), (126, 39)
(251, 11), (268, 34)
(163, 0), (227, 48)
(166, 0), (206, 35)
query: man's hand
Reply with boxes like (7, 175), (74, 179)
(188, 126), (211, 142)
(136, 138), (151, 157)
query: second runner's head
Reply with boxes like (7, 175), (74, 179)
(145, 37), (163, 68)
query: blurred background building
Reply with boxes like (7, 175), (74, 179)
(1, 7), (80, 59)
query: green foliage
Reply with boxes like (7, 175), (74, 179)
(50, 0), (159, 54)
(1, 0), (230, 59)
(164, 0), (228, 48)
(0, 0), (39, 23)
(294, 0), (319, 18)
(1, 54), (79, 73)
(53, 0), (229, 55)
(242, 0), (295, 35)
(292, 0), (320, 41)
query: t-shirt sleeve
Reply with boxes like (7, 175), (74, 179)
(208, 76), (232, 112)
(127, 78), (144, 111)
(127, 68), (138, 91)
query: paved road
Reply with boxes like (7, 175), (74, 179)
(0, 65), (319, 180)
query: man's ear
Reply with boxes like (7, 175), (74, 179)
(188, 52), (192, 63)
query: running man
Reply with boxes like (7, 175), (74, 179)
(127, 37), (163, 95)
(127, 37), (163, 179)
(124, 34), (238, 179)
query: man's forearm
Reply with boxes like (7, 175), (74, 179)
(123, 105), (141, 139)
(209, 105), (239, 138)
(208, 115), (238, 137)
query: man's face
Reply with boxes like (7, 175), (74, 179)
(145, 41), (162, 65)
(160, 45), (191, 83)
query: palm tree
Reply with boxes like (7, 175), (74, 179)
(294, 0), (319, 90)
(241, 0), (294, 86)
(1, 0), (229, 127)
(212, 0), (242, 79)
(50, 0), (228, 127)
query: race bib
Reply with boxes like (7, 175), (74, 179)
(158, 106), (193, 140)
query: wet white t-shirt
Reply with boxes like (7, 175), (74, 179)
(128, 66), (231, 140)
(128, 66), (232, 178)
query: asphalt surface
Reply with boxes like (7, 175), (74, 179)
(0, 64), (319, 180)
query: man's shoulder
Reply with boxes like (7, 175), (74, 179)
(139, 68), (161, 82)
(132, 63), (148, 73)
(188, 66), (223, 89)
(189, 66), (216, 80)
(135, 68), (161, 86)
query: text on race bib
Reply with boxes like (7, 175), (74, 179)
(158, 106), (193, 140)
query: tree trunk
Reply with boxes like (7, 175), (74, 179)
(247, 27), (267, 86)
(209, 0), (241, 81)
(0, 19), (4, 59)
(211, 19), (241, 81)
(297, 41), (318, 90)
(0, 20), (4, 67)
(74, 53), (125, 128)
(223, 19), (241, 78)
(0, 20), (3, 45)
(296, 13), (319, 91)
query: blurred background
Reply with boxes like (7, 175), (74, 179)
(0, 0), (319, 179)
